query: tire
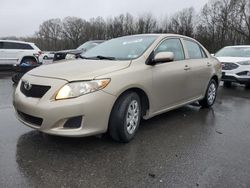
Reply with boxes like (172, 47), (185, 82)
(223, 81), (232, 87)
(199, 79), (218, 108)
(245, 83), (250, 89)
(43, 56), (48, 60)
(109, 92), (141, 143)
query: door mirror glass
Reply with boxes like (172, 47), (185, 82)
(153, 52), (174, 63)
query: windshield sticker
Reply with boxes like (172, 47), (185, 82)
(123, 39), (143, 45)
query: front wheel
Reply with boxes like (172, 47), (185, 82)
(199, 79), (218, 108)
(109, 92), (141, 143)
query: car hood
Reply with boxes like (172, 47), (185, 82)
(28, 59), (131, 81)
(216, 56), (250, 63)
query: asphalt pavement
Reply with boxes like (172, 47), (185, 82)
(0, 74), (250, 188)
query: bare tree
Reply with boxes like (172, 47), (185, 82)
(231, 0), (250, 43)
(62, 17), (87, 48)
(37, 18), (62, 50)
(168, 7), (195, 37)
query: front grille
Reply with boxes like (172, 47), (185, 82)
(20, 81), (51, 98)
(17, 110), (43, 126)
(53, 53), (67, 61)
(222, 75), (237, 82)
(222, 62), (239, 70)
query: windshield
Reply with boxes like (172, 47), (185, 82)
(77, 42), (100, 51)
(215, 47), (250, 57)
(82, 35), (157, 60)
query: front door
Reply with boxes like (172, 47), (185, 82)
(151, 38), (188, 112)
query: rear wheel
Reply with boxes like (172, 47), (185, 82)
(109, 92), (141, 143)
(199, 79), (218, 108)
(245, 83), (250, 89)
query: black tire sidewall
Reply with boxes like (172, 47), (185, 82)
(121, 94), (141, 141)
(109, 92), (141, 142)
(205, 79), (217, 107)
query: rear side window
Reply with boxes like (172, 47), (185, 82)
(2, 42), (33, 50)
(183, 40), (206, 59)
(0, 42), (3, 49)
(155, 38), (185, 61)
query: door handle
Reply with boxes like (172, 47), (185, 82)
(207, 62), (212, 67)
(184, 65), (191, 71)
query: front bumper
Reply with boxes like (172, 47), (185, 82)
(221, 68), (250, 84)
(13, 74), (116, 137)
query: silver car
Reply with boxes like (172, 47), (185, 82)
(13, 34), (221, 142)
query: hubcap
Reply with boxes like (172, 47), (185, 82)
(208, 83), (216, 105)
(126, 100), (140, 135)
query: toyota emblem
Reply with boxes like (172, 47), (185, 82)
(23, 81), (32, 91)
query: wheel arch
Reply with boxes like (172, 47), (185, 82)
(211, 75), (219, 86)
(20, 56), (38, 64)
(111, 87), (150, 118)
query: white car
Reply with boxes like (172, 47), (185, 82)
(0, 40), (41, 70)
(38, 51), (55, 64)
(215, 46), (250, 88)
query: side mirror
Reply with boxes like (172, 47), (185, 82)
(153, 52), (174, 64)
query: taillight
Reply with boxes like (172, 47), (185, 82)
(34, 51), (42, 57)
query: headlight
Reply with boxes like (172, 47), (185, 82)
(238, 61), (250, 65)
(55, 79), (110, 100)
(65, 54), (76, 60)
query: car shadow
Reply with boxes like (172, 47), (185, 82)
(15, 105), (217, 187)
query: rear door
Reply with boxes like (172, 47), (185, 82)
(151, 38), (188, 112)
(2, 42), (20, 64)
(182, 39), (212, 99)
(1, 42), (34, 65)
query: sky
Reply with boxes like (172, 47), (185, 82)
(0, 0), (208, 37)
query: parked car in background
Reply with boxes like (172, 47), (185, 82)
(40, 51), (55, 61)
(0, 40), (41, 71)
(13, 34), (221, 143)
(215, 46), (250, 88)
(53, 40), (104, 61)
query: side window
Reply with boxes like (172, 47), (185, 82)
(2, 42), (33, 50)
(0, 42), (3, 49)
(19, 43), (33, 50)
(155, 38), (185, 61)
(200, 47), (207, 58)
(183, 40), (204, 59)
(3, 42), (16, 49)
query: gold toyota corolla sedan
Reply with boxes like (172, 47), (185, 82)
(13, 34), (221, 142)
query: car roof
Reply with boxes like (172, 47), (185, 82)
(119, 33), (196, 41)
(0, 39), (34, 45)
(224, 45), (250, 48)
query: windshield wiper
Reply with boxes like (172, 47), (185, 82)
(95, 55), (116, 60)
(79, 55), (93, 60)
(79, 55), (116, 60)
